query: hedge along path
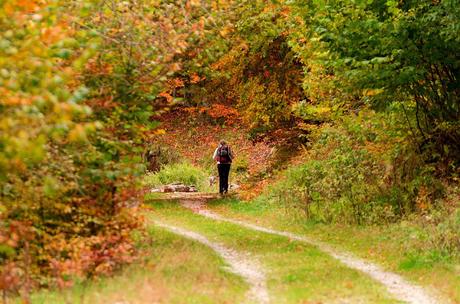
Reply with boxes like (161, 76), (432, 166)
(179, 199), (442, 304)
(153, 221), (270, 304)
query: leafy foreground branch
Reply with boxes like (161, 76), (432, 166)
(0, 1), (148, 300)
(0, 0), (246, 300)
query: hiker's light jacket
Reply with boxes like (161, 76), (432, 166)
(213, 145), (234, 164)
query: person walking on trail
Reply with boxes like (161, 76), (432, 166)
(213, 140), (234, 194)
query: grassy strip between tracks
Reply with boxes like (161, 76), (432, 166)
(146, 199), (401, 304)
(207, 197), (459, 303)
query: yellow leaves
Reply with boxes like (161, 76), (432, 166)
(154, 129), (166, 135)
(219, 26), (232, 38)
(315, 105), (332, 114)
(190, 0), (201, 7)
(262, 4), (278, 13)
(68, 124), (88, 142)
(67, 122), (100, 143)
(363, 89), (384, 96)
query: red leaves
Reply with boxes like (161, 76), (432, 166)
(0, 263), (21, 293)
(0, 221), (34, 248)
(47, 228), (139, 289)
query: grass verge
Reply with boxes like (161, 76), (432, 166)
(144, 162), (213, 192)
(207, 197), (460, 303)
(26, 223), (247, 304)
(146, 200), (402, 304)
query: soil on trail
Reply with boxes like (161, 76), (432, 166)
(153, 221), (269, 304)
(157, 193), (442, 304)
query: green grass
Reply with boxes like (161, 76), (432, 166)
(26, 224), (247, 304)
(144, 162), (212, 192)
(27, 195), (457, 303)
(147, 200), (401, 303)
(206, 197), (460, 303)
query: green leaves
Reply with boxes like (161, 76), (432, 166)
(291, 0), (460, 160)
(0, 0), (145, 291)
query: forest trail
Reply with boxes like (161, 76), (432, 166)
(153, 221), (269, 304)
(149, 192), (443, 304)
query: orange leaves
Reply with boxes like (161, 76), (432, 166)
(416, 186), (432, 212)
(3, 0), (41, 15)
(169, 78), (185, 88)
(179, 104), (240, 125)
(0, 263), (21, 292)
(0, 0), (150, 294)
(86, 95), (117, 110)
(191, 18), (205, 34)
(15, 0), (40, 10)
(190, 73), (201, 84)
(0, 89), (32, 106)
(158, 92), (173, 103)
(206, 104), (240, 124)
(280, 6), (291, 18)
(41, 24), (68, 45)
(45, 227), (140, 288)
(0, 221), (34, 251)
(239, 179), (269, 201)
(85, 59), (114, 76)
(68, 124), (88, 142)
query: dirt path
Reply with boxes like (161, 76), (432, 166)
(153, 221), (269, 304)
(179, 198), (442, 304)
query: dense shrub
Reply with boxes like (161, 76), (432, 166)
(425, 208), (460, 258)
(267, 109), (445, 225)
(144, 145), (181, 172)
(144, 163), (208, 191)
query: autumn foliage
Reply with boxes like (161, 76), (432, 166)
(1, 0), (459, 300)
(0, 0), (144, 298)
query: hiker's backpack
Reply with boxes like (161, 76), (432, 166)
(218, 145), (232, 163)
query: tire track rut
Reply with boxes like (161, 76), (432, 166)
(180, 199), (442, 304)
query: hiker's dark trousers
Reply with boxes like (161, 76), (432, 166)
(217, 163), (231, 194)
